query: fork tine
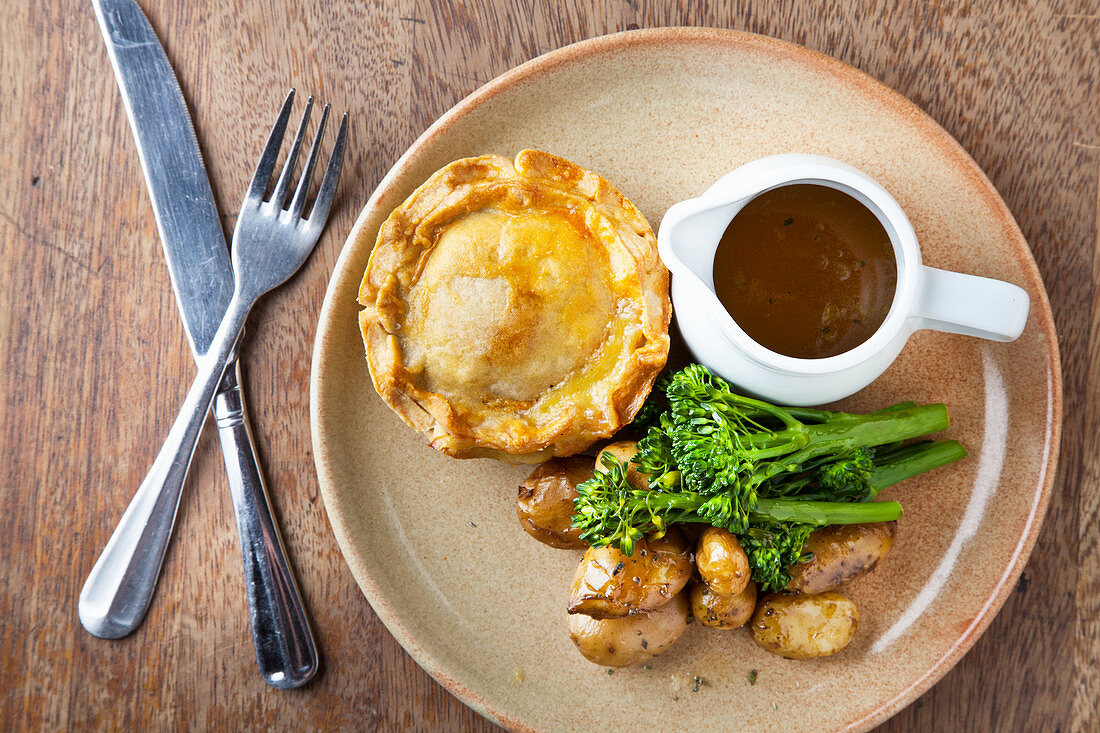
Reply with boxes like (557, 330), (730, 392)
(287, 104), (331, 220)
(270, 96), (313, 209)
(245, 89), (296, 204)
(302, 112), (348, 225)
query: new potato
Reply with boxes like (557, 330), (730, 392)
(787, 521), (896, 594)
(569, 591), (690, 667)
(696, 526), (750, 596)
(595, 440), (648, 489)
(691, 579), (757, 629)
(517, 456), (594, 549)
(751, 591), (859, 659)
(569, 528), (692, 618)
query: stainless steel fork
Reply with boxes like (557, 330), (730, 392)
(79, 92), (347, 660)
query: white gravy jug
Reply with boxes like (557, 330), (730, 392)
(657, 154), (1029, 406)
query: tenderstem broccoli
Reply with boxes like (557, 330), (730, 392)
(572, 364), (966, 591)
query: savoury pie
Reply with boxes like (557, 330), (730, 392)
(358, 149), (670, 462)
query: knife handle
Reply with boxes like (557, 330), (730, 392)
(214, 359), (318, 689)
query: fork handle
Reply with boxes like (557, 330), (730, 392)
(79, 295), (250, 638)
(214, 360), (318, 689)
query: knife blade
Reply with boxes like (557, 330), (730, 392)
(90, 0), (232, 353)
(80, 0), (317, 689)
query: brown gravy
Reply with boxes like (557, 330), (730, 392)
(712, 184), (897, 359)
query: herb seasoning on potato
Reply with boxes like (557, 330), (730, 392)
(691, 580), (757, 629)
(569, 529), (692, 618)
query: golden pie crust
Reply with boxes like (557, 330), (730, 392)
(357, 149), (670, 462)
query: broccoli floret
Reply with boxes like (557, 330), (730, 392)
(740, 522), (816, 591)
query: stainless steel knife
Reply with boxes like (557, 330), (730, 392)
(80, 0), (317, 689)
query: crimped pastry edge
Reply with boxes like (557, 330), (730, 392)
(357, 149), (670, 462)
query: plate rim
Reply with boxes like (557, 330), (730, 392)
(310, 26), (1063, 732)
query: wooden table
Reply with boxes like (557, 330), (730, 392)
(2, 1), (1095, 730)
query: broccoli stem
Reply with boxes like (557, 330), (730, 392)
(789, 404), (949, 457)
(754, 498), (902, 525)
(588, 490), (903, 533)
(742, 403), (949, 475)
(873, 401), (918, 414)
(783, 400), (916, 424)
(869, 439), (968, 495)
(781, 406), (832, 423)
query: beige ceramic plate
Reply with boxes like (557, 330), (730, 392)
(311, 28), (1061, 732)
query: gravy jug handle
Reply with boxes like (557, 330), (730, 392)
(911, 266), (1030, 342)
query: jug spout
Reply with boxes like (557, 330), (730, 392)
(657, 197), (747, 291)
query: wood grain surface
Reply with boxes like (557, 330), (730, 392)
(1, 1), (1096, 730)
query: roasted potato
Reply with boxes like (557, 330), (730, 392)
(691, 579), (757, 629)
(517, 457), (594, 549)
(787, 521), (896, 594)
(696, 527), (750, 596)
(569, 591), (689, 667)
(750, 591), (859, 659)
(568, 528), (692, 618)
(595, 440), (649, 489)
